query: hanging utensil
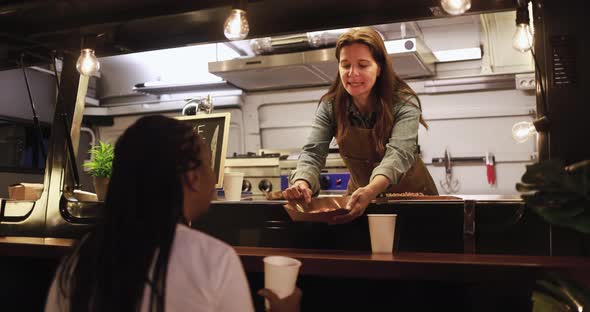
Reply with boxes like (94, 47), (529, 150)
(486, 152), (496, 185)
(439, 149), (460, 193)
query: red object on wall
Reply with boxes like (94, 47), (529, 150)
(486, 153), (496, 185)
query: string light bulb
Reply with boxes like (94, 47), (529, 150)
(76, 48), (100, 76)
(512, 5), (533, 52)
(511, 117), (550, 144)
(512, 121), (536, 143)
(224, 3), (250, 41)
(440, 0), (471, 15)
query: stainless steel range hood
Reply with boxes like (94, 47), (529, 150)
(208, 37), (436, 91)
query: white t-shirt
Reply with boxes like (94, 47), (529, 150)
(45, 224), (254, 312)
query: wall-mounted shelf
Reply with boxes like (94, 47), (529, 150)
(132, 81), (240, 95)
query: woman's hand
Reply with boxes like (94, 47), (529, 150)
(331, 175), (389, 224)
(258, 287), (302, 312)
(282, 180), (312, 203)
(331, 186), (378, 224)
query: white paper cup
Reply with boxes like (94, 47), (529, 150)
(263, 256), (301, 310)
(367, 214), (397, 253)
(223, 172), (244, 201)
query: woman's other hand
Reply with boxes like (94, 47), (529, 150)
(331, 186), (377, 224)
(282, 180), (312, 203)
(258, 287), (302, 312)
(332, 175), (388, 224)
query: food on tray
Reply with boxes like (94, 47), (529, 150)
(382, 192), (460, 200)
(308, 207), (342, 213)
(264, 191), (285, 200)
(385, 192), (425, 197)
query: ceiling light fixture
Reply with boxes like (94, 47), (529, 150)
(224, 0), (250, 41)
(440, 0), (471, 15)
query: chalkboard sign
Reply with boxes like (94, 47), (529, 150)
(176, 113), (231, 188)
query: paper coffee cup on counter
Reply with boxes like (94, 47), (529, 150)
(223, 172), (244, 201)
(367, 214), (397, 253)
(263, 256), (301, 310)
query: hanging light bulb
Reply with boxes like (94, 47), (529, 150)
(440, 0), (471, 15)
(511, 117), (550, 143)
(512, 24), (533, 52)
(512, 5), (533, 52)
(76, 49), (100, 76)
(512, 121), (537, 143)
(224, 8), (250, 41)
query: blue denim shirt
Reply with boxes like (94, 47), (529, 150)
(291, 97), (421, 194)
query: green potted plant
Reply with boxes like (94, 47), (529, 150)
(83, 141), (114, 201)
(517, 159), (590, 311)
(517, 159), (590, 234)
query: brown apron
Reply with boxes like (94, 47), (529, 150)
(338, 126), (438, 195)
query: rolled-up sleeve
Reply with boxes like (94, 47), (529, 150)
(370, 102), (420, 185)
(291, 101), (335, 194)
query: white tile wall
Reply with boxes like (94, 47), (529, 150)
(244, 85), (536, 195)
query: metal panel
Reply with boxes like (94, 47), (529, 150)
(214, 65), (331, 91)
(209, 38), (436, 91)
(423, 74), (516, 93)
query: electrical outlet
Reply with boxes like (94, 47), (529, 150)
(515, 73), (536, 90)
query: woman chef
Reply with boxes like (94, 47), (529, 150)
(283, 27), (438, 224)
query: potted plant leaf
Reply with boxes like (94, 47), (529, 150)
(83, 141), (114, 201)
(516, 159), (590, 311)
(517, 159), (590, 234)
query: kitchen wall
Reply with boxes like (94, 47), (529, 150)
(241, 80), (535, 195)
(88, 10), (536, 195)
(92, 76), (535, 196)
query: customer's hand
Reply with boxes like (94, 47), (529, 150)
(258, 287), (302, 312)
(331, 186), (377, 224)
(282, 180), (312, 203)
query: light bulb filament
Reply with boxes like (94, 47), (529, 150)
(440, 0), (471, 15)
(224, 9), (250, 41)
(512, 121), (537, 143)
(76, 49), (100, 76)
(512, 24), (533, 52)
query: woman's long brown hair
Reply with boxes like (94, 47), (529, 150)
(320, 27), (427, 157)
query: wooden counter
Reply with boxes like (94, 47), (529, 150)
(1, 236), (588, 285)
(0, 236), (73, 258)
(236, 246), (590, 285)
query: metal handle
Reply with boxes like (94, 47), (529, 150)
(463, 200), (476, 254)
(432, 156), (494, 165)
(265, 220), (288, 230)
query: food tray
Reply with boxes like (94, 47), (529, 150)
(283, 196), (350, 223)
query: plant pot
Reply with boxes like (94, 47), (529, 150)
(93, 176), (110, 201)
